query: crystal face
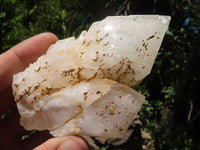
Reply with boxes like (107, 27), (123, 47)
(12, 15), (170, 140)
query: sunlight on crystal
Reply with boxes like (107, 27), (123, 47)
(12, 15), (170, 143)
(105, 24), (113, 31)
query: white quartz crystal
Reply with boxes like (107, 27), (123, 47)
(12, 15), (170, 140)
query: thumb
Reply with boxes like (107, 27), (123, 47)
(34, 136), (88, 150)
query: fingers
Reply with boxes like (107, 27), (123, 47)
(0, 32), (58, 91)
(34, 136), (89, 150)
(0, 33), (58, 115)
(9, 32), (58, 69)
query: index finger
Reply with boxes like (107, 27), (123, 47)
(0, 33), (58, 115)
(0, 32), (58, 92)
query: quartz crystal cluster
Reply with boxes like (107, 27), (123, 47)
(12, 15), (170, 140)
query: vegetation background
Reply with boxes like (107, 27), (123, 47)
(0, 0), (200, 149)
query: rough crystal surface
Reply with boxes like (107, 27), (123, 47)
(12, 15), (170, 140)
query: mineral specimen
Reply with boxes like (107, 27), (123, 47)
(12, 15), (170, 141)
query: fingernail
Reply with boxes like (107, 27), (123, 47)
(58, 136), (88, 150)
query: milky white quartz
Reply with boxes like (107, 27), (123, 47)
(12, 15), (170, 140)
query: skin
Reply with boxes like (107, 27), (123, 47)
(0, 33), (88, 150)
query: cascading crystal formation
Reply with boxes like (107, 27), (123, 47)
(12, 15), (170, 141)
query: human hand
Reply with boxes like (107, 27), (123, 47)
(0, 33), (88, 150)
